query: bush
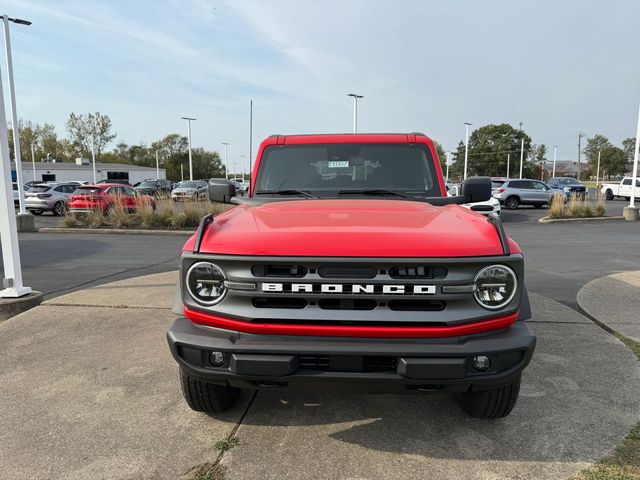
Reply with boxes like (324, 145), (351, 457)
(546, 194), (606, 220)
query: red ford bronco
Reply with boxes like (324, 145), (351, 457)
(167, 133), (535, 418)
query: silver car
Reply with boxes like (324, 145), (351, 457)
(492, 179), (556, 210)
(25, 182), (78, 216)
(171, 180), (208, 201)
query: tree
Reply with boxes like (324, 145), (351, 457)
(622, 137), (637, 163)
(163, 147), (224, 181)
(599, 146), (629, 177)
(65, 112), (116, 159)
(583, 134), (612, 172)
(432, 140), (446, 173)
(449, 124), (534, 179)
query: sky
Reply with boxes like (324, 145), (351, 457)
(1, 0), (639, 172)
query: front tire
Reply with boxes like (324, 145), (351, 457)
(605, 189), (614, 200)
(52, 201), (66, 216)
(505, 196), (520, 210)
(179, 369), (241, 414)
(455, 377), (521, 418)
(29, 209), (43, 215)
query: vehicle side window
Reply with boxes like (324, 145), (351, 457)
(519, 181), (534, 189)
(107, 186), (122, 195)
(532, 182), (547, 190)
(622, 179), (631, 185)
(123, 187), (136, 196)
(507, 181), (520, 189)
(53, 186), (65, 192)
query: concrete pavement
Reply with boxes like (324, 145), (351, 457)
(0, 274), (638, 480)
(577, 271), (640, 342)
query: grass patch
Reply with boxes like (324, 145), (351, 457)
(187, 463), (226, 480)
(214, 437), (239, 453)
(62, 199), (233, 231)
(547, 193), (606, 219)
(576, 332), (640, 479)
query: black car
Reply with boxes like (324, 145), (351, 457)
(546, 177), (588, 199)
(134, 179), (173, 197)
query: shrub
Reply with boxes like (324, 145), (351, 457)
(545, 194), (606, 219)
(594, 200), (606, 217)
(548, 194), (565, 219)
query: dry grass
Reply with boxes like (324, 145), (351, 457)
(548, 193), (606, 219)
(63, 198), (233, 230)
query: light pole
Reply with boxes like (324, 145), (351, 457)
(90, 137), (96, 184)
(155, 150), (160, 180)
(0, 47), (31, 297)
(463, 122), (471, 180)
(222, 142), (230, 179)
(30, 141), (35, 182)
(577, 133), (584, 180)
(552, 146), (557, 178)
(519, 137), (524, 179)
(595, 150), (601, 191)
(627, 104), (640, 212)
(2, 14), (30, 215)
(181, 116), (196, 180)
(506, 153), (510, 178)
(347, 93), (363, 133)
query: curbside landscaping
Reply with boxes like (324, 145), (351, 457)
(539, 215), (624, 224)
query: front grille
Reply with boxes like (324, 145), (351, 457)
(252, 265), (307, 278)
(317, 298), (377, 310)
(388, 266), (447, 279)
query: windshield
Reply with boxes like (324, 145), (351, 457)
(254, 143), (439, 198)
(138, 181), (157, 188)
(73, 187), (103, 195)
(29, 186), (52, 193)
(491, 181), (504, 188)
(177, 181), (201, 189)
(557, 178), (581, 185)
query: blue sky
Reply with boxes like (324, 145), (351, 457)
(2, 0), (639, 172)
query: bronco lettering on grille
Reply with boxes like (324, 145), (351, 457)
(261, 283), (436, 295)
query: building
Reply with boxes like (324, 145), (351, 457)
(11, 160), (166, 185)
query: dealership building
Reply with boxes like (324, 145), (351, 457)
(11, 159), (166, 185)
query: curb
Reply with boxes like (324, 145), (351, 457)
(538, 215), (624, 224)
(39, 227), (195, 236)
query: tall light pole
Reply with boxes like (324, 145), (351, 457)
(3, 14), (30, 215)
(90, 138), (97, 184)
(577, 133), (584, 180)
(155, 150), (160, 180)
(222, 142), (230, 179)
(519, 137), (525, 179)
(0, 46), (31, 297)
(181, 116), (196, 180)
(506, 153), (510, 178)
(627, 104), (640, 212)
(463, 122), (471, 180)
(348, 93), (363, 133)
(30, 141), (35, 182)
(552, 146), (557, 178)
(595, 150), (601, 191)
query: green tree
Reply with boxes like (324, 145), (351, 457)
(583, 134), (612, 172)
(622, 137), (637, 163)
(599, 146), (629, 177)
(65, 112), (116, 159)
(432, 140), (446, 172)
(449, 124), (534, 179)
(164, 147), (224, 181)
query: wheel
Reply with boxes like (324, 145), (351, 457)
(179, 369), (241, 414)
(504, 196), (520, 210)
(455, 377), (521, 418)
(52, 201), (66, 216)
(29, 209), (43, 215)
(605, 189), (613, 201)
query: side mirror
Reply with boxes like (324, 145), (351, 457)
(208, 178), (236, 203)
(461, 176), (491, 203)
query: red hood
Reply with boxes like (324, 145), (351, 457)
(184, 199), (518, 257)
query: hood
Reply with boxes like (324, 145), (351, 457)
(184, 199), (516, 257)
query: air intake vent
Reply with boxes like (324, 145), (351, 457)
(251, 265), (307, 278)
(318, 265), (377, 279)
(387, 300), (446, 311)
(388, 266), (447, 279)
(252, 297), (307, 309)
(318, 299), (377, 310)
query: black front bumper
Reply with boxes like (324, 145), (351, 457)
(167, 317), (536, 394)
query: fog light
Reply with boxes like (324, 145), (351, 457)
(209, 351), (226, 367)
(473, 355), (491, 372)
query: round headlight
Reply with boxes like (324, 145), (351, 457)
(186, 262), (227, 305)
(473, 265), (517, 310)
(563, 186), (571, 192)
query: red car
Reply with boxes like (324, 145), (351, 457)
(167, 133), (535, 419)
(68, 184), (155, 214)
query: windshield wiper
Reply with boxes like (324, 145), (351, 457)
(337, 189), (407, 198)
(255, 189), (317, 199)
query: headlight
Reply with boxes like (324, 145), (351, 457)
(473, 265), (517, 310)
(563, 187), (571, 192)
(186, 262), (227, 305)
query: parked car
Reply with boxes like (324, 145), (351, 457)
(96, 179), (132, 186)
(134, 179), (173, 197)
(68, 184), (156, 214)
(493, 179), (555, 209)
(601, 177), (640, 200)
(463, 196), (501, 216)
(546, 177), (588, 199)
(171, 180), (208, 201)
(25, 182), (78, 216)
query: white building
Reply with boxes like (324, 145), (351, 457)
(11, 160), (166, 185)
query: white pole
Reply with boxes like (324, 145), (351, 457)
(552, 146), (557, 178)
(353, 97), (358, 133)
(3, 15), (26, 214)
(187, 120), (193, 181)
(463, 122), (471, 180)
(595, 150), (601, 191)
(30, 141), (35, 182)
(91, 138), (96, 184)
(506, 154), (510, 178)
(155, 150), (159, 180)
(180, 163), (184, 182)
(445, 152), (450, 183)
(629, 104), (640, 208)
(222, 142), (229, 179)
(0, 61), (31, 297)
(519, 137), (524, 179)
